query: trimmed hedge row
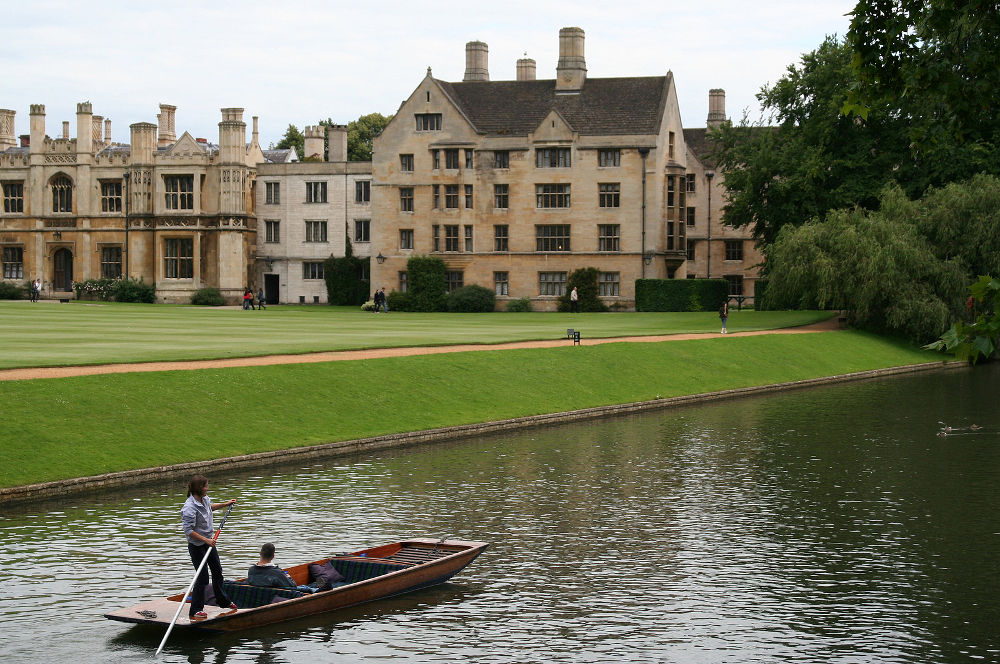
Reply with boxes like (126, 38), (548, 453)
(635, 279), (729, 312)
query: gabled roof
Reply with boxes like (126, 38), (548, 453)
(435, 75), (671, 137)
(263, 148), (297, 163)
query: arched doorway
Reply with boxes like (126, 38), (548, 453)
(53, 248), (73, 292)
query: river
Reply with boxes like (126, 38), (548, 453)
(1, 364), (998, 663)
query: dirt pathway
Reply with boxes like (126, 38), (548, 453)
(0, 317), (840, 382)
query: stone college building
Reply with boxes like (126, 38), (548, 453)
(371, 27), (759, 309)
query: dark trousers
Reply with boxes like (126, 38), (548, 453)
(187, 542), (231, 615)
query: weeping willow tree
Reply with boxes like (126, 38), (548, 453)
(764, 194), (965, 343)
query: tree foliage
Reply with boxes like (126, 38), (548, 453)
(348, 113), (392, 162)
(323, 241), (370, 306)
(275, 124), (305, 161)
(926, 275), (1000, 364)
(556, 268), (608, 312)
(763, 184), (970, 342)
(402, 255), (447, 312)
(846, 0), (1000, 156)
(713, 37), (911, 246)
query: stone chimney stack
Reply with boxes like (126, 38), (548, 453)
(556, 27), (586, 91)
(463, 41), (489, 82)
(251, 116), (259, 144)
(129, 122), (157, 164)
(708, 89), (727, 127)
(303, 125), (325, 161)
(62, 121), (70, 140)
(157, 103), (177, 147)
(218, 107), (246, 163)
(327, 124), (348, 162)
(517, 56), (536, 81)
(76, 102), (93, 153)
(92, 115), (104, 148)
(30, 104), (45, 154)
(104, 118), (112, 144)
(0, 109), (16, 151)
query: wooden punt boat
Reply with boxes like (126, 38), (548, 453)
(104, 538), (488, 632)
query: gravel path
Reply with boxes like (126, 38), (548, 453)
(0, 317), (840, 382)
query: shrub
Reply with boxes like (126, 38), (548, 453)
(360, 300), (376, 312)
(323, 240), (370, 306)
(505, 297), (533, 312)
(0, 281), (25, 300)
(406, 255), (447, 312)
(387, 290), (411, 312)
(446, 285), (496, 312)
(635, 279), (728, 312)
(191, 287), (225, 306)
(73, 278), (118, 300)
(112, 278), (156, 303)
(558, 267), (608, 312)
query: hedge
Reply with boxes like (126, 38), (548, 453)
(635, 279), (729, 312)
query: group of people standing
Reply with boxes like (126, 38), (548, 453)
(371, 287), (388, 313)
(242, 288), (265, 310)
(28, 278), (41, 302)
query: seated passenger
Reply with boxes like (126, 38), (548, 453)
(248, 543), (316, 593)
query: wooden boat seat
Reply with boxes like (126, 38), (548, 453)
(224, 558), (412, 609)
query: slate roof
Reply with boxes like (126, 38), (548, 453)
(683, 128), (715, 168)
(436, 75), (671, 137)
(263, 148), (296, 163)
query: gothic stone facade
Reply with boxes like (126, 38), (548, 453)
(0, 103), (262, 303)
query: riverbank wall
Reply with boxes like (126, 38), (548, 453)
(1, 360), (965, 505)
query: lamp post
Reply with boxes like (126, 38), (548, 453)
(705, 171), (714, 279)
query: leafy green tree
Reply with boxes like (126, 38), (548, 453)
(713, 37), (910, 246)
(323, 240), (370, 306)
(763, 186), (967, 342)
(846, 0), (1000, 156)
(348, 113), (392, 162)
(275, 124), (305, 161)
(557, 267), (608, 312)
(405, 255), (447, 312)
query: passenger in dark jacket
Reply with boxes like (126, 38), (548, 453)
(247, 542), (297, 589)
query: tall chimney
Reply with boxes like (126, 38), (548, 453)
(104, 118), (112, 144)
(303, 125), (324, 161)
(555, 27), (586, 91)
(251, 116), (259, 145)
(517, 57), (536, 81)
(92, 115), (104, 148)
(29, 104), (45, 154)
(327, 124), (348, 162)
(76, 102), (93, 153)
(463, 41), (489, 82)
(62, 121), (70, 140)
(0, 109), (15, 151)
(708, 89), (726, 127)
(218, 107), (246, 163)
(157, 103), (177, 147)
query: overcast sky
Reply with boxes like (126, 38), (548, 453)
(3, 0), (857, 149)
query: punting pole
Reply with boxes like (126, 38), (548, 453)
(156, 503), (235, 656)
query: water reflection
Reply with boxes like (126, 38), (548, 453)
(1, 365), (998, 663)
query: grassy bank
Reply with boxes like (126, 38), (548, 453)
(0, 301), (828, 369)
(0, 330), (935, 488)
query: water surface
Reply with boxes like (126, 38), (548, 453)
(2, 365), (998, 662)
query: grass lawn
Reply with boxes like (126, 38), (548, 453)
(0, 329), (938, 489)
(0, 301), (830, 369)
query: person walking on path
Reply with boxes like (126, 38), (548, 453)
(719, 300), (729, 334)
(570, 287), (579, 313)
(181, 475), (238, 621)
(31, 278), (40, 302)
(257, 288), (266, 310)
(379, 287), (388, 313)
